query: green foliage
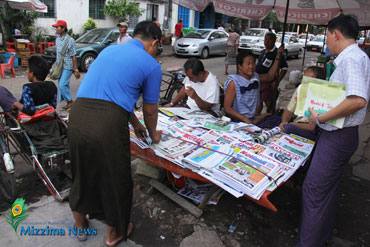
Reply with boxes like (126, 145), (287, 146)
(0, 3), (38, 41)
(67, 29), (80, 40)
(21, 26), (34, 36)
(83, 18), (97, 32)
(104, 0), (144, 21)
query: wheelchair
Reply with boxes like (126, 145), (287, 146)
(0, 108), (71, 202)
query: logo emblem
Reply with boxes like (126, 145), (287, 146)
(4, 198), (29, 235)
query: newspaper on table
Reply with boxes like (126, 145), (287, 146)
(129, 109), (316, 200)
(159, 107), (216, 120)
(295, 76), (346, 128)
(213, 150), (280, 199)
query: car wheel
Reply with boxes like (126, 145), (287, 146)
(201, 47), (209, 59)
(81, 52), (97, 72)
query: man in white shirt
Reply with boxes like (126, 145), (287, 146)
(165, 58), (221, 116)
(297, 15), (370, 247)
(117, 22), (132, 44)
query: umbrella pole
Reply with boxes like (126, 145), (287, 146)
(301, 24), (309, 71)
(270, 0), (290, 114)
(322, 27), (327, 54)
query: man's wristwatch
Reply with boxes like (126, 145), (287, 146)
(170, 102), (174, 106)
(74, 69), (79, 73)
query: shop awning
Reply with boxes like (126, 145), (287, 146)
(0, 0), (47, 13)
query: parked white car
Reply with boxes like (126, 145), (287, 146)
(251, 35), (303, 59)
(298, 34), (314, 46)
(239, 28), (274, 51)
(277, 31), (298, 38)
(306, 35), (326, 52)
(275, 35), (303, 58)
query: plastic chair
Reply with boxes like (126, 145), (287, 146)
(26, 43), (36, 54)
(38, 42), (47, 53)
(5, 42), (16, 53)
(1, 55), (16, 79)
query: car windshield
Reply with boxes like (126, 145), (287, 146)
(313, 36), (325, 42)
(76, 29), (112, 44)
(245, 30), (264, 37)
(184, 30), (210, 39)
(276, 36), (289, 43)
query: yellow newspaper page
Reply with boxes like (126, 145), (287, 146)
(295, 76), (346, 129)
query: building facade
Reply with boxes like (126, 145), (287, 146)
(35, 0), (166, 35)
(170, 3), (229, 34)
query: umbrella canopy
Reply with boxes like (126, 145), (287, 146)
(0, 0), (47, 13)
(173, 0), (370, 26)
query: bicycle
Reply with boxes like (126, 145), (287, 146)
(135, 66), (186, 109)
(0, 118), (17, 201)
(159, 66), (186, 106)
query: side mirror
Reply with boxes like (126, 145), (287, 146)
(209, 36), (215, 41)
(105, 39), (113, 45)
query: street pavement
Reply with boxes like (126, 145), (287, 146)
(0, 44), (369, 246)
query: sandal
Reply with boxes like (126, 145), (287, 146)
(73, 224), (88, 241)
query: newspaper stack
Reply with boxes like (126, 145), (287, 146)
(129, 110), (316, 200)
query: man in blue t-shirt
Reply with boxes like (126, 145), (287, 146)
(68, 21), (162, 246)
(255, 32), (288, 113)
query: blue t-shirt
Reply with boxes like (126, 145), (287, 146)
(77, 39), (162, 113)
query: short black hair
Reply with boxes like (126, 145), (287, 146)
(327, 15), (359, 40)
(184, 58), (205, 75)
(133, 21), (162, 41)
(306, 66), (326, 80)
(237, 51), (256, 66)
(265, 32), (277, 42)
(28, 56), (50, 81)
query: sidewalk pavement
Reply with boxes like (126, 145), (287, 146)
(160, 44), (175, 57)
(0, 196), (142, 247)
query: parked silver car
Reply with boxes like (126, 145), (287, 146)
(174, 29), (229, 59)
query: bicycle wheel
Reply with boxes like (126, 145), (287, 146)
(167, 83), (186, 105)
(0, 154), (17, 202)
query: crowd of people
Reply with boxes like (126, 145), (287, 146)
(0, 14), (369, 247)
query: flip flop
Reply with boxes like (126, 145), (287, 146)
(73, 223), (89, 241)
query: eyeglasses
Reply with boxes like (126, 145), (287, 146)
(240, 81), (258, 94)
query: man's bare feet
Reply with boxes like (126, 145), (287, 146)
(105, 223), (133, 246)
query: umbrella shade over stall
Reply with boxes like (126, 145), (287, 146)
(0, 0), (47, 12)
(173, 0), (370, 26)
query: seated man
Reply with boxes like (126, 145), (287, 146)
(279, 66), (326, 141)
(165, 58), (221, 116)
(6, 56), (57, 116)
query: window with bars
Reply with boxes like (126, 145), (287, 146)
(146, 4), (158, 21)
(89, 0), (105, 19)
(39, 0), (55, 18)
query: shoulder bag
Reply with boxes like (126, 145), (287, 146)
(49, 36), (71, 80)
